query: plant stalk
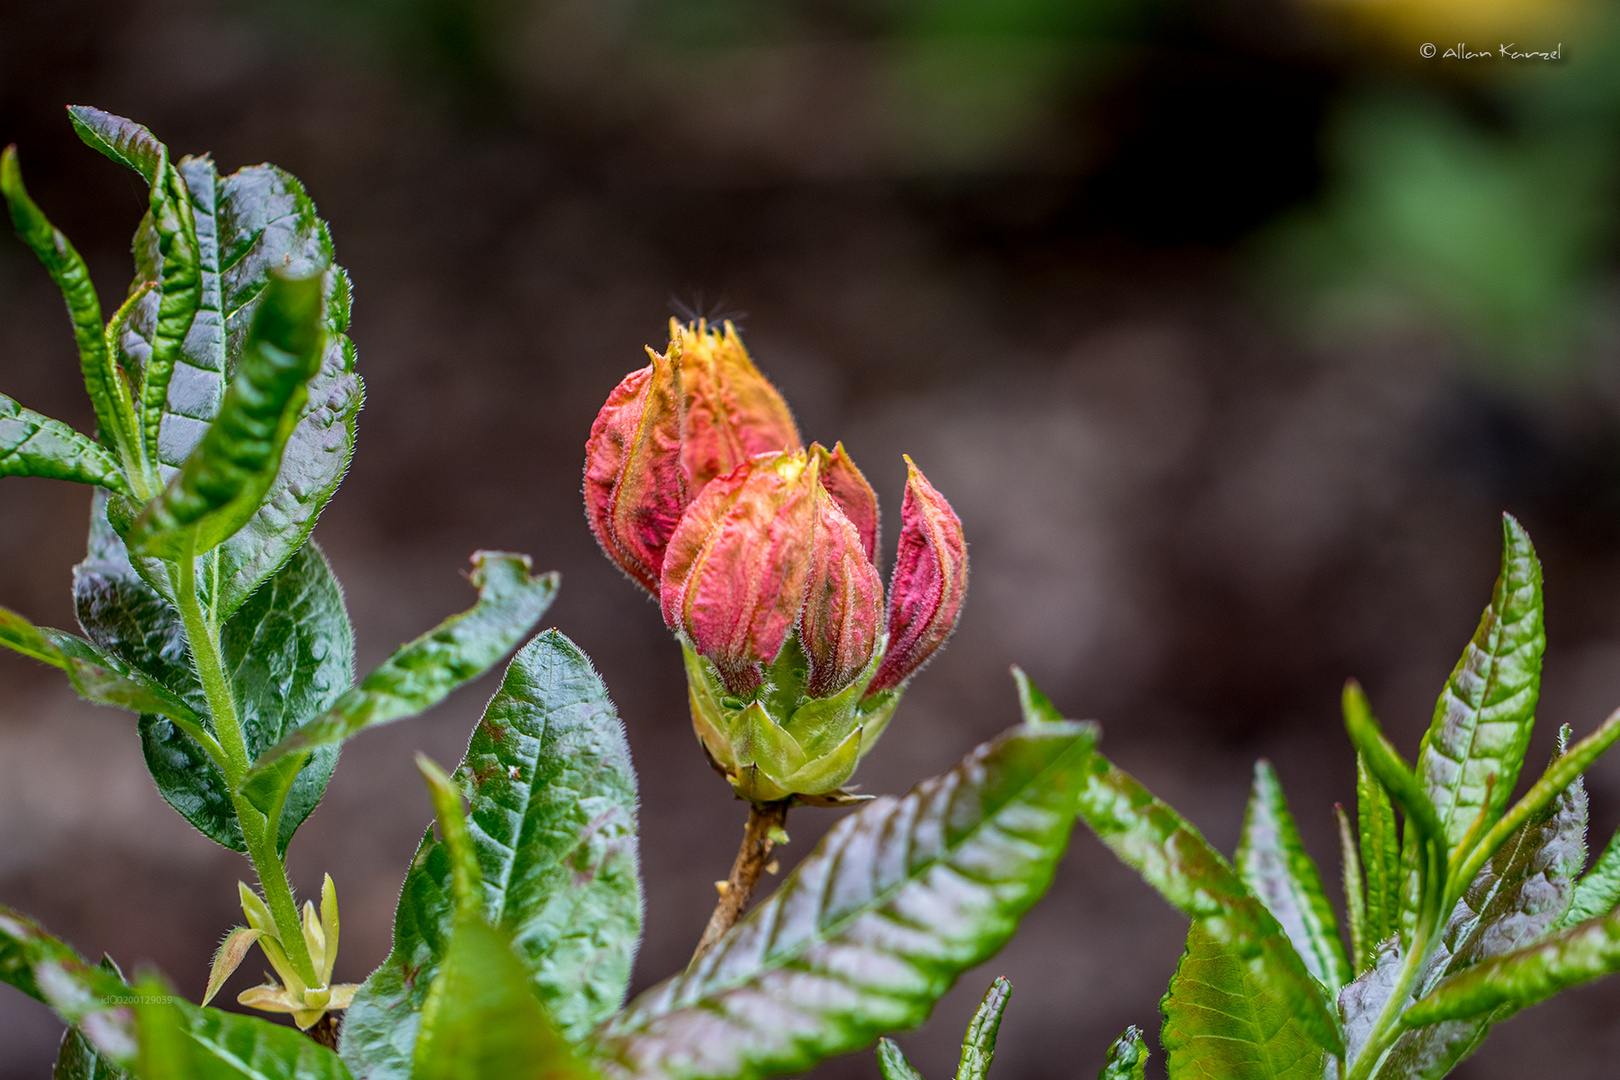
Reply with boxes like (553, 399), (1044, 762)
(691, 799), (790, 964)
(172, 541), (320, 989)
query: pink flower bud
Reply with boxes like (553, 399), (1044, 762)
(866, 457), (968, 696)
(660, 450), (818, 697)
(798, 467), (883, 698)
(813, 441), (880, 562)
(583, 343), (688, 596)
(673, 320), (800, 499)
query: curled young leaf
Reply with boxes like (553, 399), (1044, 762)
(0, 396), (131, 496)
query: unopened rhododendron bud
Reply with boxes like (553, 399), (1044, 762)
(584, 322), (968, 803)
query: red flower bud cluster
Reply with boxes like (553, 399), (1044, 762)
(585, 320), (966, 701)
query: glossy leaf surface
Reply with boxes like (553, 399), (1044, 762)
(131, 995), (353, 1080)
(0, 605), (200, 725)
(0, 907), (135, 1064)
(1070, 748), (1341, 1057)
(127, 273), (326, 559)
(591, 720), (1097, 1080)
(954, 977), (1010, 1080)
(79, 108), (362, 621)
(1356, 751), (1401, 961)
(0, 396), (130, 494)
(55, 1029), (130, 1080)
(1416, 515), (1544, 851)
(343, 631), (641, 1078)
(75, 513), (352, 852)
(876, 1040), (925, 1080)
(1565, 825), (1620, 927)
(260, 552), (556, 765)
(1161, 921), (1326, 1080)
(1236, 760), (1351, 991)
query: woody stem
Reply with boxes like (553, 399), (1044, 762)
(691, 799), (791, 964)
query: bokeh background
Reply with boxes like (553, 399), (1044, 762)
(4, 0), (1620, 1075)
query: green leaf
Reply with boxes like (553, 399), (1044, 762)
(954, 977), (1010, 1080)
(55, 1028), (131, 1080)
(129, 986), (353, 1080)
(590, 720), (1098, 1080)
(1403, 908), (1620, 1025)
(1070, 748), (1342, 1058)
(258, 552), (557, 765)
(1416, 514), (1545, 853)
(1237, 760), (1352, 991)
(1564, 822), (1620, 927)
(877, 1040), (926, 1080)
(0, 906), (136, 1064)
(0, 395), (131, 495)
(82, 108), (362, 621)
(1356, 750), (1401, 959)
(344, 631), (642, 1077)
(1336, 806), (1368, 975)
(1097, 1026), (1148, 1080)
(0, 605), (199, 718)
(1161, 921), (1327, 1080)
(75, 519), (352, 852)
(68, 106), (163, 181)
(413, 918), (597, 1080)
(126, 272), (326, 559)
(1, 146), (139, 471)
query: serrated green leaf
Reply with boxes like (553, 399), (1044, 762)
(55, 1028), (131, 1080)
(75, 519), (352, 852)
(954, 977), (1010, 1080)
(1072, 746), (1342, 1058)
(1097, 1026), (1148, 1080)
(1, 146), (140, 472)
(127, 272), (326, 559)
(1417, 515), (1545, 853)
(343, 631), (640, 1078)
(1237, 760), (1352, 992)
(877, 1040), (926, 1080)
(0, 395), (131, 495)
(258, 553), (557, 766)
(1404, 907), (1620, 1025)
(88, 108), (361, 621)
(1336, 807), (1368, 975)
(0, 906), (136, 1064)
(1161, 921), (1327, 1080)
(1564, 824), (1620, 927)
(1356, 751), (1400, 959)
(590, 720), (1097, 1080)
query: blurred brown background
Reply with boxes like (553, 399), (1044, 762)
(5, 0), (1620, 1076)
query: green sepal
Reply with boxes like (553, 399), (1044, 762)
(954, 977), (1011, 1080)
(1403, 909), (1620, 1025)
(1416, 514), (1545, 854)
(254, 552), (557, 767)
(1, 146), (140, 472)
(1161, 921), (1328, 1080)
(877, 1039), (926, 1080)
(0, 395), (131, 495)
(1237, 759), (1352, 991)
(126, 272), (326, 559)
(343, 631), (641, 1077)
(1564, 820), (1620, 927)
(590, 720), (1098, 1080)
(1097, 1026), (1148, 1080)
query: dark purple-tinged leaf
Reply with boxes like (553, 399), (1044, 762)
(1237, 760), (1352, 991)
(590, 720), (1097, 1080)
